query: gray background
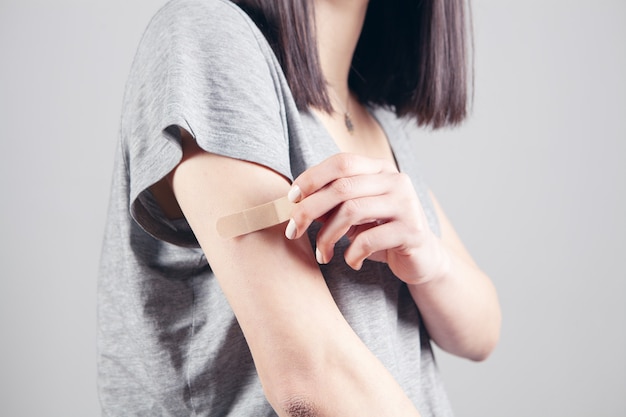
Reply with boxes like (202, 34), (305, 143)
(0, 0), (624, 416)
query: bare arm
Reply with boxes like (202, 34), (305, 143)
(286, 153), (501, 362)
(167, 132), (421, 416)
(407, 192), (501, 361)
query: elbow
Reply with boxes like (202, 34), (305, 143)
(468, 321), (501, 362)
(444, 316), (501, 362)
(260, 361), (326, 417)
(467, 341), (497, 362)
(277, 396), (320, 417)
(454, 337), (497, 362)
(433, 325), (501, 362)
(264, 385), (323, 417)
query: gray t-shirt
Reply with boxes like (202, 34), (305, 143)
(98, 0), (454, 415)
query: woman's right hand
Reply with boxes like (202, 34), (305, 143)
(286, 153), (451, 286)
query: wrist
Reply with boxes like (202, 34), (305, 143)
(408, 238), (453, 287)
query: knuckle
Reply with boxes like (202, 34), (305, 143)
(331, 177), (354, 198)
(336, 153), (357, 176)
(292, 203), (313, 224)
(408, 215), (425, 234)
(396, 172), (413, 187)
(342, 198), (361, 219)
(415, 218), (427, 234)
(356, 233), (375, 255)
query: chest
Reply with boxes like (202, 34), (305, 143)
(309, 107), (397, 166)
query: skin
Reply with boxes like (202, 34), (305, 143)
(168, 133), (423, 416)
(307, 0), (501, 361)
(155, 0), (501, 415)
(286, 154), (500, 361)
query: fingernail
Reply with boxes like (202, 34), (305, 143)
(285, 219), (297, 240)
(287, 185), (301, 203)
(315, 247), (325, 264)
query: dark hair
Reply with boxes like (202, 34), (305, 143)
(233, 0), (472, 129)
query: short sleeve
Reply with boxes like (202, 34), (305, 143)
(119, 0), (292, 246)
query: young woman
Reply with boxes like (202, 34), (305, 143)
(98, 0), (501, 415)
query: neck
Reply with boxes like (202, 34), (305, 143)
(313, 0), (368, 101)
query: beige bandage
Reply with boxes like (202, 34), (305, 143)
(216, 196), (295, 239)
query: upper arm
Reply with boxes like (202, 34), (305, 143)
(166, 131), (352, 405)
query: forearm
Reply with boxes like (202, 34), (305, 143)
(282, 161), (501, 362)
(209, 229), (421, 417)
(408, 244), (501, 361)
(263, 306), (422, 417)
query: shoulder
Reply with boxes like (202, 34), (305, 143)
(151, 0), (256, 34)
(122, 0), (282, 123)
(136, 0), (271, 64)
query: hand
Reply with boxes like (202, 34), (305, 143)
(285, 153), (451, 285)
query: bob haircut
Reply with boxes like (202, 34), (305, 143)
(233, 0), (472, 129)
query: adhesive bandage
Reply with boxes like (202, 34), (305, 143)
(216, 196), (296, 239)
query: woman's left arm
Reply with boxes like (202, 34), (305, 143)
(287, 153), (501, 361)
(408, 191), (501, 361)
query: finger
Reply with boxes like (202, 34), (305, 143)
(347, 225), (389, 263)
(292, 173), (399, 238)
(315, 196), (397, 264)
(366, 250), (388, 264)
(288, 153), (397, 203)
(346, 223), (376, 242)
(343, 222), (412, 270)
